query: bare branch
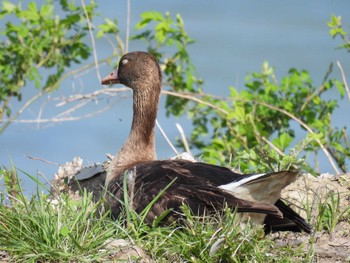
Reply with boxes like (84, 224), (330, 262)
(156, 120), (179, 155)
(162, 90), (228, 115)
(0, 88), (131, 127)
(57, 100), (90, 117)
(81, 0), (102, 82)
(261, 136), (285, 156)
(176, 123), (191, 154)
(300, 63), (333, 112)
(5, 104), (114, 124)
(0, 56), (114, 134)
(336, 60), (350, 102)
(0, 91), (45, 134)
(56, 87), (130, 106)
(25, 155), (59, 166)
(36, 96), (49, 130)
(125, 0), (131, 53)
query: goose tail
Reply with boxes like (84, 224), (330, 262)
(264, 199), (312, 234)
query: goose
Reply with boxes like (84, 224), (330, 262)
(101, 51), (311, 234)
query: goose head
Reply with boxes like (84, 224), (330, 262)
(102, 51), (162, 94)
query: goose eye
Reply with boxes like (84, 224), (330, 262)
(122, 59), (129, 65)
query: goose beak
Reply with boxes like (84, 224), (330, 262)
(101, 70), (119, 85)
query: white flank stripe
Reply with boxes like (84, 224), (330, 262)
(218, 173), (266, 191)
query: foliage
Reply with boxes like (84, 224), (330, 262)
(0, 0), (96, 127)
(187, 63), (348, 173)
(132, 11), (203, 116)
(0, 167), (116, 262)
(134, 13), (350, 174)
(328, 15), (350, 51)
(314, 189), (350, 233)
(230, 135), (313, 174)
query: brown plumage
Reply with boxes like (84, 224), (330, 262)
(101, 51), (311, 234)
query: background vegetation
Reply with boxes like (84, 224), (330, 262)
(0, 1), (349, 175)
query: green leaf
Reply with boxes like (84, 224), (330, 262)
(19, 3), (40, 21)
(334, 80), (345, 98)
(60, 226), (70, 237)
(97, 18), (118, 38)
(2, 1), (17, 13)
(229, 86), (239, 97)
(235, 104), (246, 121)
(141, 11), (163, 22)
(40, 4), (54, 18)
(273, 133), (293, 151)
(135, 11), (163, 29)
(327, 15), (339, 28)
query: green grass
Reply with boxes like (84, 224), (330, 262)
(0, 186), (115, 261)
(308, 185), (350, 233)
(1, 166), (349, 262)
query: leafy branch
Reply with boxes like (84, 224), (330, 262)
(0, 0), (124, 133)
(0, 0), (94, 124)
(131, 12), (349, 173)
(328, 15), (350, 51)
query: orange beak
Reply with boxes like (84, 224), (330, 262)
(101, 70), (119, 85)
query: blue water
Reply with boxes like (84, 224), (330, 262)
(1, 0), (349, 195)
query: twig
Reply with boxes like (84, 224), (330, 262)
(81, 0), (101, 82)
(1, 88), (130, 125)
(25, 155), (59, 166)
(300, 63), (333, 112)
(0, 57), (113, 133)
(0, 91), (45, 134)
(55, 100), (90, 118)
(162, 90), (228, 115)
(5, 104), (115, 124)
(56, 87), (130, 106)
(176, 123), (191, 154)
(336, 60), (350, 102)
(125, 0), (131, 53)
(156, 120), (179, 155)
(36, 97), (49, 130)
(261, 136), (285, 156)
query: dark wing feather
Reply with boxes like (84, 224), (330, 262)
(108, 159), (282, 225)
(264, 199), (312, 234)
(107, 159), (311, 233)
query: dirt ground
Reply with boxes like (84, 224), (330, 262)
(272, 172), (350, 262)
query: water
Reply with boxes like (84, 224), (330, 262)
(1, 0), (349, 195)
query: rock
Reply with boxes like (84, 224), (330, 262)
(102, 239), (153, 262)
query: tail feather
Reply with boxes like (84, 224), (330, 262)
(264, 199), (312, 234)
(219, 171), (298, 204)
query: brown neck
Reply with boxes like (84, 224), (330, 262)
(106, 84), (160, 185)
(129, 88), (158, 151)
